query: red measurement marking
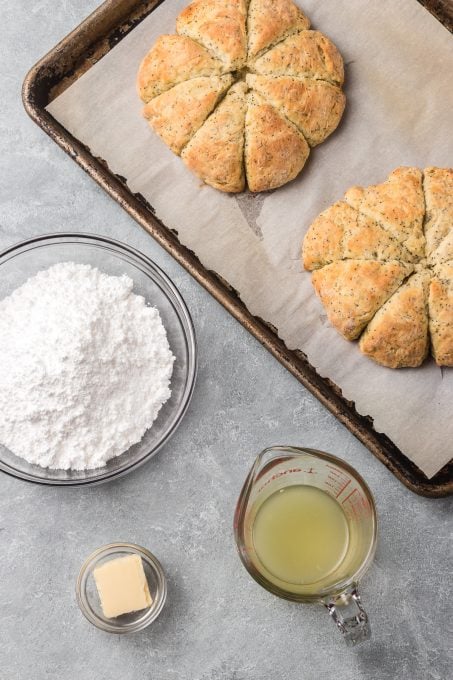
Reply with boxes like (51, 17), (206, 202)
(257, 467), (316, 492)
(335, 477), (351, 499)
(326, 464), (342, 476)
(342, 488), (358, 505)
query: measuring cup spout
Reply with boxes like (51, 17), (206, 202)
(249, 445), (317, 478)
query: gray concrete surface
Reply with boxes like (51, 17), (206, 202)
(0, 2), (451, 679)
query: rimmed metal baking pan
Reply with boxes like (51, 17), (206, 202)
(22, 0), (453, 496)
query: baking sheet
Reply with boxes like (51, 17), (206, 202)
(46, 0), (453, 478)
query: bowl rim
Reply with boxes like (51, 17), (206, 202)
(76, 542), (167, 634)
(0, 232), (197, 487)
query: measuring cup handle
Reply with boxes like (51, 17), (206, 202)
(324, 586), (370, 646)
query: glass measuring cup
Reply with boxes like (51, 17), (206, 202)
(234, 446), (377, 646)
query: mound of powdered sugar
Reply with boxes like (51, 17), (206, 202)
(0, 262), (175, 470)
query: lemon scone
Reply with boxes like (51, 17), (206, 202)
(181, 81), (247, 192)
(244, 91), (310, 193)
(142, 75), (233, 154)
(303, 166), (453, 368)
(429, 261), (453, 366)
(137, 0), (345, 192)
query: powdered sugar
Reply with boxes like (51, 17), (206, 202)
(0, 262), (175, 470)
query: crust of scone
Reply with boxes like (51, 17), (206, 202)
(137, 35), (224, 103)
(359, 271), (430, 368)
(176, 0), (247, 70)
(423, 167), (453, 265)
(428, 262), (453, 366)
(343, 213), (416, 263)
(343, 185), (364, 211)
(181, 82), (247, 192)
(249, 30), (344, 86)
(302, 201), (415, 271)
(247, 0), (310, 59)
(344, 167), (426, 259)
(244, 91), (310, 193)
(302, 201), (355, 271)
(247, 74), (345, 147)
(311, 260), (413, 340)
(432, 230), (453, 265)
(142, 75), (233, 155)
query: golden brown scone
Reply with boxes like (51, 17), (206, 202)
(244, 92), (310, 193)
(247, 0), (310, 59)
(428, 262), (453, 366)
(432, 230), (453, 265)
(344, 167), (426, 259)
(343, 185), (363, 211)
(423, 167), (453, 265)
(359, 271), (430, 368)
(343, 213), (416, 263)
(247, 74), (345, 147)
(304, 165), (453, 366)
(311, 260), (413, 340)
(176, 0), (247, 70)
(137, 35), (224, 103)
(181, 82), (247, 192)
(249, 30), (344, 86)
(302, 201), (415, 271)
(302, 201), (355, 271)
(138, 3), (346, 192)
(143, 75), (233, 155)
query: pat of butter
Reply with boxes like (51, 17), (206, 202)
(93, 554), (152, 618)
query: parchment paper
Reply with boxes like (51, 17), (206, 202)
(47, 0), (453, 478)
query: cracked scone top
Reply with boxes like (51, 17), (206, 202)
(137, 0), (345, 192)
(302, 166), (453, 368)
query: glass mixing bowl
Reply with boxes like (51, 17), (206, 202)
(0, 233), (197, 486)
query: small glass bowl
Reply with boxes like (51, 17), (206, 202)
(76, 543), (167, 633)
(0, 233), (197, 486)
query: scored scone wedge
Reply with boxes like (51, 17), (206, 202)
(423, 167), (453, 265)
(432, 230), (453, 265)
(344, 167), (426, 259)
(424, 167), (453, 261)
(311, 260), (414, 340)
(247, 0), (310, 59)
(359, 271), (430, 368)
(303, 200), (416, 270)
(429, 262), (453, 366)
(302, 201), (353, 270)
(249, 30), (344, 86)
(247, 74), (345, 147)
(176, 0), (248, 71)
(143, 75), (233, 155)
(137, 35), (225, 102)
(244, 91), (310, 192)
(181, 82), (247, 192)
(342, 213), (416, 263)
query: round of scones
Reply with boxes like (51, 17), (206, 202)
(137, 0), (345, 192)
(302, 167), (453, 369)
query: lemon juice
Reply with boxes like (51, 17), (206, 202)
(252, 485), (349, 585)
